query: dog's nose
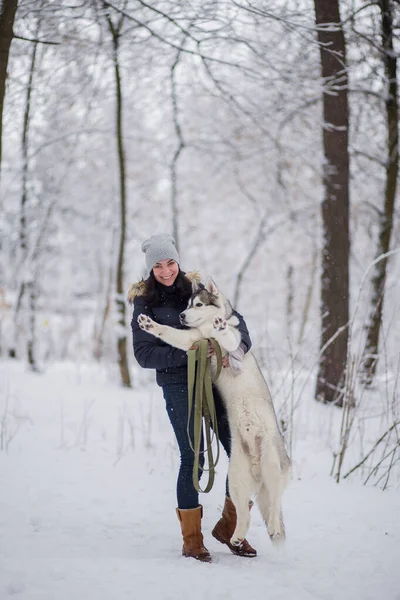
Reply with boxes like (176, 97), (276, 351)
(180, 312), (186, 320)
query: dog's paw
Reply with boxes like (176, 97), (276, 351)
(267, 517), (286, 548)
(137, 314), (156, 331)
(269, 531), (285, 548)
(230, 535), (244, 547)
(213, 316), (227, 332)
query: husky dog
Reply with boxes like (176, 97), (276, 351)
(137, 277), (291, 547)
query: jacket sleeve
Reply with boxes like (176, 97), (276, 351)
(232, 309), (252, 353)
(131, 298), (188, 370)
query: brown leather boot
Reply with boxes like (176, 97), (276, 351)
(176, 506), (212, 563)
(212, 496), (257, 557)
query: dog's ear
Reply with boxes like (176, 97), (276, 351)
(205, 276), (219, 297)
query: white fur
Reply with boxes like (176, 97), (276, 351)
(137, 277), (291, 547)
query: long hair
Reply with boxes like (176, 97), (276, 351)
(142, 269), (193, 307)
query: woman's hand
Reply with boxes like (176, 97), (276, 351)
(189, 342), (229, 368)
(208, 342), (229, 368)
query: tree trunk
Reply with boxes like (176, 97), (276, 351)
(314, 0), (350, 406)
(107, 14), (131, 387)
(27, 278), (39, 371)
(9, 36), (38, 359)
(0, 0), (18, 177)
(170, 44), (186, 253)
(362, 0), (399, 383)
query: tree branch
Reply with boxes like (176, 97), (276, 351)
(343, 421), (400, 479)
(14, 35), (60, 45)
(102, 0), (260, 75)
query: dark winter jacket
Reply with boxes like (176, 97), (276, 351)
(129, 273), (252, 387)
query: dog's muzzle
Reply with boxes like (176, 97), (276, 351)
(179, 312), (187, 325)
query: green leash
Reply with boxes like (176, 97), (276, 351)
(187, 338), (223, 493)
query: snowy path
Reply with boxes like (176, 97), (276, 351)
(0, 362), (399, 600)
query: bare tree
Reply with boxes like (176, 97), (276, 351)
(362, 0), (399, 384)
(8, 33), (39, 361)
(103, 3), (131, 387)
(169, 41), (186, 253)
(0, 0), (18, 178)
(314, 0), (350, 406)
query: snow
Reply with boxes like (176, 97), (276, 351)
(0, 360), (399, 600)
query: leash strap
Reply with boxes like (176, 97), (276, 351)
(187, 338), (222, 493)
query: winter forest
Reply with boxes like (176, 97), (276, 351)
(1, 0), (399, 598)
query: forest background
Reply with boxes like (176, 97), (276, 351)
(1, 0), (399, 487)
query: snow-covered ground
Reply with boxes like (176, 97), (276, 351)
(0, 360), (399, 600)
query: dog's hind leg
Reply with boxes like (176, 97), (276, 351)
(256, 483), (270, 528)
(228, 452), (254, 547)
(259, 448), (286, 546)
(257, 484), (286, 547)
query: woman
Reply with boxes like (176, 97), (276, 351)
(129, 234), (257, 563)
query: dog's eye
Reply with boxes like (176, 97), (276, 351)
(195, 302), (203, 307)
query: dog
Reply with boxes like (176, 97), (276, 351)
(137, 276), (291, 547)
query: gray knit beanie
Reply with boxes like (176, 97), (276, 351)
(141, 234), (180, 273)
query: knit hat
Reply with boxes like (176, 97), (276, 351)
(141, 234), (180, 273)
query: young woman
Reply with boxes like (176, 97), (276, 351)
(129, 234), (257, 563)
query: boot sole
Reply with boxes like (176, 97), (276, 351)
(183, 551), (212, 563)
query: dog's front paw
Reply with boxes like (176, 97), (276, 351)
(213, 316), (227, 332)
(137, 314), (156, 331)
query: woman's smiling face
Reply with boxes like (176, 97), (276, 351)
(152, 259), (179, 286)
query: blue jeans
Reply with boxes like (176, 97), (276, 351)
(162, 382), (231, 509)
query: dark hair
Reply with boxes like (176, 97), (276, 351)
(142, 269), (193, 307)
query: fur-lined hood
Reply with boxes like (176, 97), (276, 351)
(127, 271), (201, 304)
